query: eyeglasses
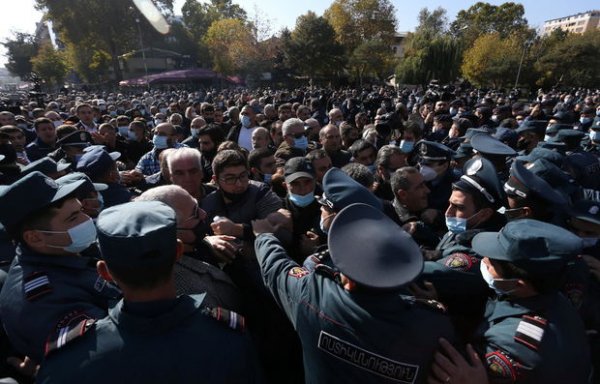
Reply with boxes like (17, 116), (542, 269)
(219, 171), (249, 185)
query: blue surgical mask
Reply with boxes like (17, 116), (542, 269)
(480, 262), (518, 296)
(580, 117), (593, 125)
(293, 136), (309, 151)
(97, 192), (105, 211)
(191, 128), (200, 137)
(319, 216), (329, 235)
(153, 135), (169, 149)
(39, 217), (97, 254)
(288, 192), (315, 207)
(544, 134), (552, 142)
(117, 126), (128, 136)
(445, 216), (468, 233)
(263, 173), (272, 184)
(159, 108), (168, 114)
(449, 107), (457, 116)
(109, 111), (117, 117)
(128, 130), (137, 140)
(589, 131), (600, 142)
(241, 115), (252, 128)
(367, 164), (377, 174)
(400, 140), (414, 153)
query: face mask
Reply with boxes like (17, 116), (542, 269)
(516, 139), (530, 150)
(263, 173), (272, 184)
(582, 237), (598, 249)
(334, 120), (341, 127)
(153, 135), (169, 149)
(589, 131), (600, 142)
(580, 117), (593, 125)
(480, 262), (518, 296)
(39, 217), (97, 254)
(18, 123), (29, 130)
(293, 136), (308, 151)
(109, 111), (117, 117)
(544, 135), (552, 142)
(139, 108), (146, 115)
(97, 192), (105, 212)
(445, 216), (468, 234)
(127, 130), (137, 140)
(205, 117), (214, 124)
(289, 192), (315, 208)
(449, 107), (457, 116)
(191, 128), (200, 137)
(419, 165), (437, 182)
(154, 119), (164, 125)
(159, 108), (168, 114)
(503, 207), (526, 221)
(118, 126), (129, 136)
(399, 140), (414, 153)
(367, 164), (377, 174)
(241, 115), (252, 128)
(491, 115), (499, 123)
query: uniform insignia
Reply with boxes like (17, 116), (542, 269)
(288, 266), (310, 278)
(415, 298), (447, 313)
(514, 315), (547, 351)
(589, 205), (599, 215)
(80, 132), (87, 141)
(94, 276), (106, 292)
(444, 253), (476, 271)
(314, 264), (340, 283)
(24, 272), (52, 301)
(45, 312), (95, 356)
(203, 307), (246, 332)
(419, 142), (428, 156)
(466, 158), (482, 175)
(564, 283), (584, 310)
(485, 351), (518, 381)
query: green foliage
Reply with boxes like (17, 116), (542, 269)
(203, 18), (255, 75)
(450, 2), (529, 46)
(396, 7), (461, 86)
(324, 0), (397, 53)
(31, 44), (69, 86)
(284, 11), (345, 82)
(2, 32), (38, 79)
(461, 33), (523, 88)
(349, 38), (397, 84)
(36, 0), (174, 81)
(535, 29), (600, 88)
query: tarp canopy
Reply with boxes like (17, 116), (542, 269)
(119, 68), (244, 87)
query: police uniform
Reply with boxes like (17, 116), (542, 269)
(255, 203), (456, 383)
(470, 133), (516, 184)
(0, 172), (121, 362)
(470, 219), (591, 383)
(417, 140), (458, 212)
(37, 201), (261, 384)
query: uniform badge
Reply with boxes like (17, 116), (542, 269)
(444, 253), (475, 271)
(45, 314), (95, 356)
(564, 283), (584, 309)
(514, 315), (547, 351)
(80, 132), (87, 141)
(288, 266), (310, 278)
(24, 272), (52, 301)
(485, 351), (518, 381)
(589, 205), (599, 215)
(419, 142), (428, 156)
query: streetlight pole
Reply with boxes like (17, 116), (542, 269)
(514, 39), (532, 90)
(135, 17), (149, 89)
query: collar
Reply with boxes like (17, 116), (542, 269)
(17, 244), (98, 270)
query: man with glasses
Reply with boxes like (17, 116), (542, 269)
(279, 118), (310, 158)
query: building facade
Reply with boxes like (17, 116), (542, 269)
(542, 10), (600, 36)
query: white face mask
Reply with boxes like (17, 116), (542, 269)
(480, 262), (519, 296)
(37, 218), (97, 254)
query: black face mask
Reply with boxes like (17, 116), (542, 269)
(204, 117), (214, 124)
(516, 139), (530, 150)
(221, 189), (247, 204)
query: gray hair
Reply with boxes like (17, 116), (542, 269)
(282, 117), (304, 136)
(166, 147), (202, 173)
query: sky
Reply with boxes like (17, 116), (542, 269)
(1, 0), (598, 66)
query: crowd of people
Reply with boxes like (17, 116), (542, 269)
(0, 84), (598, 383)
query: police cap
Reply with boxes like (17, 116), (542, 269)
(76, 148), (119, 179)
(417, 140), (454, 162)
(472, 219), (582, 275)
(504, 160), (566, 205)
(21, 157), (70, 177)
(97, 201), (177, 268)
(56, 172), (108, 196)
(515, 147), (564, 167)
(317, 168), (382, 212)
(56, 130), (93, 147)
(516, 120), (547, 136)
(328, 203), (422, 290)
(470, 133), (517, 157)
(454, 157), (505, 208)
(0, 171), (86, 228)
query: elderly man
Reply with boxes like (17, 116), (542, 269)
(279, 118), (309, 157)
(319, 124), (351, 168)
(166, 147), (216, 202)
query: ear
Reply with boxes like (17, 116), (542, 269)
(396, 189), (408, 202)
(22, 230), (45, 249)
(340, 274), (356, 292)
(521, 206), (533, 218)
(211, 174), (217, 184)
(96, 260), (114, 282)
(175, 239), (184, 261)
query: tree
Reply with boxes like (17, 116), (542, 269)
(2, 32), (38, 79)
(64, 39), (112, 83)
(349, 38), (396, 84)
(450, 2), (529, 47)
(284, 12), (345, 84)
(324, 0), (397, 53)
(31, 44), (69, 87)
(203, 18), (255, 75)
(535, 29), (600, 88)
(36, 0), (174, 81)
(461, 33), (524, 88)
(396, 7), (462, 87)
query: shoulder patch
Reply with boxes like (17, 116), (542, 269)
(415, 298), (447, 313)
(203, 307), (246, 332)
(288, 266), (310, 278)
(485, 351), (518, 382)
(314, 264), (340, 283)
(444, 252), (478, 271)
(24, 272), (52, 301)
(563, 283), (584, 310)
(514, 315), (547, 351)
(45, 312), (95, 356)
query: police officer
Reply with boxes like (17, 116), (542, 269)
(37, 201), (261, 383)
(515, 120), (546, 155)
(470, 133), (516, 183)
(417, 140), (458, 212)
(253, 203), (456, 383)
(431, 219), (591, 383)
(0, 172), (121, 363)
